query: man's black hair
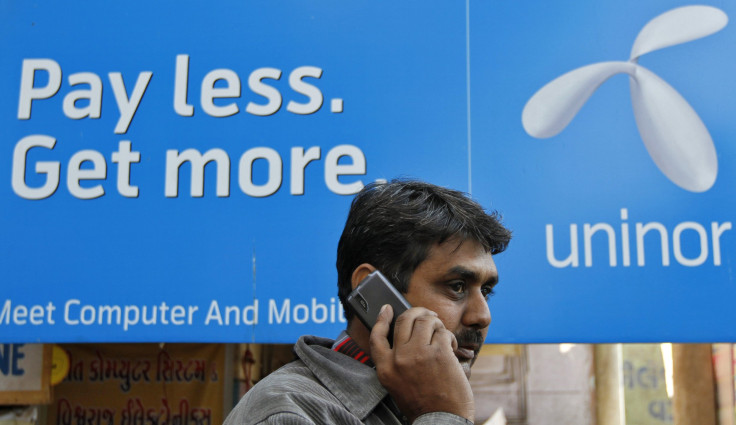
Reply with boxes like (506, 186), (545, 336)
(336, 179), (512, 320)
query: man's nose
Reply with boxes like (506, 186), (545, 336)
(463, 289), (491, 329)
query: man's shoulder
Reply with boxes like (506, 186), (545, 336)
(224, 336), (365, 425)
(225, 358), (361, 424)
(248, 357), (339, 403)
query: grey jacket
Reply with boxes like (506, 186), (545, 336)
(223, 335), (472, 425)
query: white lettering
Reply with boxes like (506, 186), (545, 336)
(13, 305), (27, 325)
(311, 298), (327, 324)
(67, 150), (107, 199)
(18, 59), (62, 119)
(111, 141), (141, 197)
(291, 147), (320, 195)
(243, 301), (258, 325)
(174, 54), (194, 117)
(546, 224), (579, 268)
(287, 66), (323, 114)
(673, 222), (708, 266)
(246, 68), (282, 116)
(636, 222), (669, 266)
(12, 135), (59, 200)
(205, 300), (223, 325)
(165, 148), (230, 197)
(293, 304), (309, 324)
(123, 305), (140, 331)
(201, 69), (240, 117)
(62, 72), (102, 119)
(80, 305), (95, 325)
(109, 71), (153, 134)
(545, 210), (730, 268)
(584, 223), (616, 267)
(269, 299), (290, 324)
(0, 300), (11, 324)
(171, 306), (186, 325)
(324, 145), (365, 195)
(64, 299), (80, 325)
(29, 305), (44, 325)
(238, 147), (282, 197)
(98, 305), (121, 326)
(0, 301), (53, 325)
(712, 222), (732, 266)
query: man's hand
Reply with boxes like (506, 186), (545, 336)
(370, 305), (475, 423)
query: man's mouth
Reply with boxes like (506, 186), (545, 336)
(454, 329), (483, 362)
(455, 346), (476, 362)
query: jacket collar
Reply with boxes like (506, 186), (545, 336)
(294, 335), (388, 420)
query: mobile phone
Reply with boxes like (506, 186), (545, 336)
(346, 270), (411, 344)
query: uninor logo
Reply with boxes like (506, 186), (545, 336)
(522, 6), (727, 193)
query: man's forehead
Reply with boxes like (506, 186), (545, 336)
(422, 239), (497, 277)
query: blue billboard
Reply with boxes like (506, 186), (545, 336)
(1, 1), (734, 343)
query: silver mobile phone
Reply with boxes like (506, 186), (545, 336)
(346, 270), (411, 344)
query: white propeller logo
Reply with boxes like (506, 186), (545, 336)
(522, 5), (727, 192)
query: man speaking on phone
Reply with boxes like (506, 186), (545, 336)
(224, 179), (512, 424)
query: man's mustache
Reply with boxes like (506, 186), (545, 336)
(455, 329), (484, 349)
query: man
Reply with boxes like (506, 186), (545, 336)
(224, 179), (512, 424)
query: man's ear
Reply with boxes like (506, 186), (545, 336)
(350, 263), (377, 290)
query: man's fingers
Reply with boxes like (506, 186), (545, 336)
(392, 307), (438, 346)
(450, 331), (458, 352)
(430, 328), (458, 352)
(369, 304), (393, 364)
(411, 315), (447, 345)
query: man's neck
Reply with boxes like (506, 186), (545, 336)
(346, 320), (372, 358)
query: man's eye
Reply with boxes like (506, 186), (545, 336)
(481, 287), (495, 300)
(449, 282), (465, 293)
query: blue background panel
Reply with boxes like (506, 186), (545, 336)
(2, 0), (735, 343)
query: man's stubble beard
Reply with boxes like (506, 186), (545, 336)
(454, 328), (484, 379)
